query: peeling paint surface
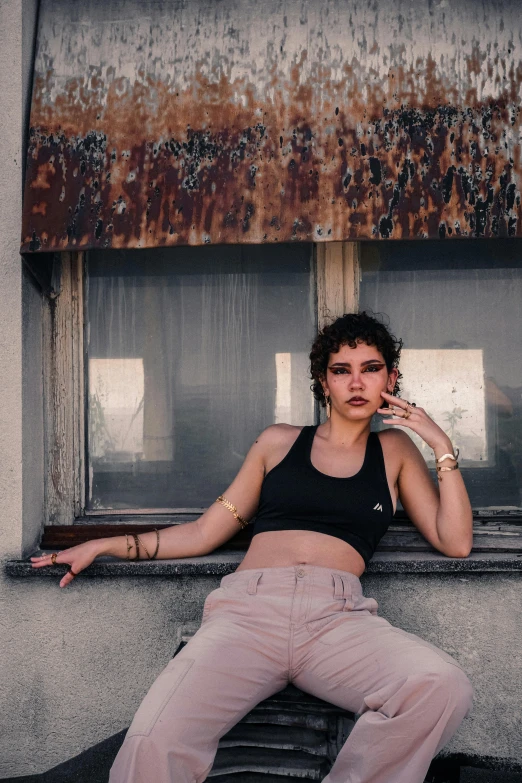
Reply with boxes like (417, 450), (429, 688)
(21, 0), (522, 251)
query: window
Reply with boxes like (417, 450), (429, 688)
(361, 238), (522, 511)
(42, 240), (522, 537)
(85, 244), (317, 510)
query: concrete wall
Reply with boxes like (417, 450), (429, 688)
(0, 0), (44, 776)
(21, 0), (45, 556)
(1, 571), (521, 775)
(0, 0), (41, 556)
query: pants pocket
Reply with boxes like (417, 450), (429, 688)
(305, 596), (353, 636)
(352, 595), (379, 615)
(306, 614), (339, 634)
(126, 657), (195, 737)
(202, 587), (224, 619)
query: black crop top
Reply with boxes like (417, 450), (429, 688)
(251, 424), (394, 566)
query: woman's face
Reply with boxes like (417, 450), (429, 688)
(322, 340), (398, 419)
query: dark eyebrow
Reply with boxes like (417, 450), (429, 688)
(329, 359), (385, 367)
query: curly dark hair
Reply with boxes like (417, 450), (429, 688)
(309, 311), (403, 407)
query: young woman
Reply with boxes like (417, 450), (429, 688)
(32, 312), (474, 783)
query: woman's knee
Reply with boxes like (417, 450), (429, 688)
(451, 666), (474, 716)
(423, 663), (474, 717)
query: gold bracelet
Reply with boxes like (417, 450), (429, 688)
(436, 462), (459, 481)
(150, 528), (160, 560)
(136, 534), (152, 560)
(216, 495), (249, 529)
(125, 533), (132, 561)
(132, 533), (140, 560)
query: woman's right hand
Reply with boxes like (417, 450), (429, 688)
(30, 540), (102, 588)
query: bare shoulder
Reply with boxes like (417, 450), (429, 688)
(376, 428), (420, 466)
(255, 423), (305, 473)
(377, 427), (413, 449)
(256, 424), (303, 449)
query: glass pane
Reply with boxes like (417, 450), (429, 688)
(86, 244), (316, 510)
(360, 239), (522, 510)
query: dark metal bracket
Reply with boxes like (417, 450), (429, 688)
(22, 252), (61, 299)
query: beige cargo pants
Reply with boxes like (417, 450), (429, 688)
(110, 564), (473, 783)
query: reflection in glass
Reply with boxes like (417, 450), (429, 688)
(398, 349), (487, 466)
(86, 245), (316, 510)
(275, 352), (314, 425)
(361, 239), (522, 509)
(89, 358), (145, 460)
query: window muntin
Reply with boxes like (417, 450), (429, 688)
(361, 239), (522, 510)
(86, 244), (316, 510)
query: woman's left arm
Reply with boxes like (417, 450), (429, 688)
(378, 391), (473, 558)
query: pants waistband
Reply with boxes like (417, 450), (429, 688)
(221, 564), (363, 599)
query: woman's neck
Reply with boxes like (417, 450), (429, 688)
(318, 414), (372, 447)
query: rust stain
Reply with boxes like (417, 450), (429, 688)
(21, 0), (522, 251)
(30, 161), (56, 190)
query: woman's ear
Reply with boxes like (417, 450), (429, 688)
(387, 367), (399, 393)
(382, 368), (398, 406)
(319, 374), (329, 398)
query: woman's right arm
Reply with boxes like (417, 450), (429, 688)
(31, 426), (275, 588)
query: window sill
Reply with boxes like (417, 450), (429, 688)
(5, 549), (522, 578)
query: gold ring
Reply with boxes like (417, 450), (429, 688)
(68, 568), (78, 578)
(402, 409), (411, 419)
(51, 552), (58, 565)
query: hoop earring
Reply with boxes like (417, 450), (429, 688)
(325, 395), (331, 419)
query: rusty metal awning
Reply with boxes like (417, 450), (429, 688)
(21, 0), (522, 252)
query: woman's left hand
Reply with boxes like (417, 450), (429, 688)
(377, 391), (452, 452)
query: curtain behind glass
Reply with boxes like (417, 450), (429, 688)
(360, 239), (522, 510)
(86, 244), (316, 509)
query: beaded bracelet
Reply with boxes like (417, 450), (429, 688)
(125, 533), (140, 560)
(125, 533), (133, 561)
(150, 528), (160, 559)
(136, 534), (152, 560)
(127, 529), (160, 560)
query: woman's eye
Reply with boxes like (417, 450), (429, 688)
(331, 365), (383, 375)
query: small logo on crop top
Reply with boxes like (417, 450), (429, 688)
(373, 503), (383, 512)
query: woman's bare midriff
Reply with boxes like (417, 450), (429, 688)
(234, 529), (366, 577)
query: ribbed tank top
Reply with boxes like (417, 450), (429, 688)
(251, 424), (394, 566)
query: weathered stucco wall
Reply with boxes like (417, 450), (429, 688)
(1, 0), (24, 559)
(0, 0), (41, 557)
(1, 571), (521, 775)
(0, 0), (44, 778)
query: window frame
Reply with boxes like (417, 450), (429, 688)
(43, 251), (86, 525)
(41, 243), (522, 551)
